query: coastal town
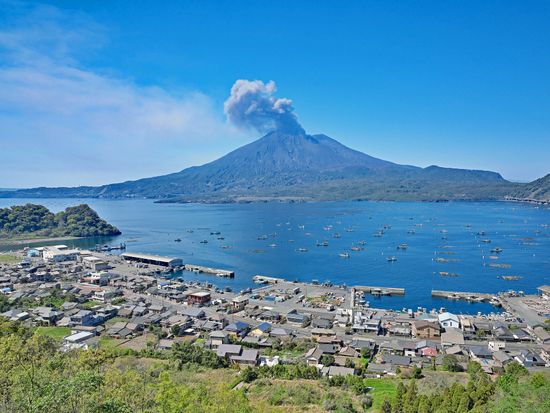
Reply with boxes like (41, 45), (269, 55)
(1, 244), (549, 378)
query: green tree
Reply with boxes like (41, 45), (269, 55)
(320, 354), (335, 367)
(442, 354), (462, 372)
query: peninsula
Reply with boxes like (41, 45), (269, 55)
(0, 203), (121, 242)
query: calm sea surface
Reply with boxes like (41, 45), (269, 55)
(1, 199), (549, 314)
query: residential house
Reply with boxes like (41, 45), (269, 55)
(305, 347), (324, 365)
(250, 322), (272, 337)
(216, 344), (242, 359)
(186, 291), (211, 306)
(438, 312), (460, 329)
(231, 296), (249, 312)
(230, 349), (259, 366)
(515, 350), (546, 367)
(225, 321), (250, 337)
(441, 328), (465, 347)
(209, 330), (230, 348)
(322, 366), (355, 378)
(286, 310), (311, 327)
(312, 317), (333, 329)
(468, 346), (493, 362)
(533, 326), (550, 344)
(412, 320), (440, 339)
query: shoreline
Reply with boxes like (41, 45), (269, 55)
(2, 195), (548, 205)
(0, 235), (81, 246)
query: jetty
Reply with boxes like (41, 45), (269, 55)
(431, 289), (495, 302)
(355, 285), (405, 296)
(184, 264), (235, 278)
(252, 275), (285, 284)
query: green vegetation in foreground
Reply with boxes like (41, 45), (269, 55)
(0, 318), (549, 412)
(0, 203), (121, 239)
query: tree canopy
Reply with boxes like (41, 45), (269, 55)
(0, 203), (120, 238)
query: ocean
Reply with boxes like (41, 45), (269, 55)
(1, 198), (549, 315)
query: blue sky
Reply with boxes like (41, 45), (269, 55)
(1, 0), (549, 187)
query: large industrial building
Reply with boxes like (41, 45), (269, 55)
(121, 252), (182, 268)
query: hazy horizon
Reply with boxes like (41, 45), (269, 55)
(1, 0), (549, 187)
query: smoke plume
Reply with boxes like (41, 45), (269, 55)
(224, 79), (304, 135)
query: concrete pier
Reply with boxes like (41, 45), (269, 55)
(431, 289), (495, 302)
(184, 264), (235, 277)
(355, 285), (405, 296)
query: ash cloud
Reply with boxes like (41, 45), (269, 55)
(224, 79), (304, 135)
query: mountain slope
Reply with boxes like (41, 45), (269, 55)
(508, 174), (550, 202)
(1, 130), (519, 202)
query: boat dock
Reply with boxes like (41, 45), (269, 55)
(184, 264), (235, 278)
(431, 289), (496, 302)
(355, 285), (405, 296)
(252, 275), (285, 284)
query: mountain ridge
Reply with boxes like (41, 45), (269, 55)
(0, 130), (535, 202)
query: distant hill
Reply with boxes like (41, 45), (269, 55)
(0, 204), (121, 239)
(508, 174), (550, 203)
(0, 130), (523, 202)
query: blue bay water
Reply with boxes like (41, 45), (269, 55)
(1, 199), (549, 315)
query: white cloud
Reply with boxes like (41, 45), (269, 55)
(0, 2), (244, 187)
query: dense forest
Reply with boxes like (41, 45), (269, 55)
(0, 319), (548, 413)
(0, 203), (121, 238)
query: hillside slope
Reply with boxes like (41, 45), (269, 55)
(1, 130), (518, 202)
(508, 174), (550, 202)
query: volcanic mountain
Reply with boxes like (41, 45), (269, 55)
(3, 130), (520, 202)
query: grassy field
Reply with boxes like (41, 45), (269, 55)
(0, 254), (21, 264)
(34, 326), (71, 341)
(81, 300), (102, 309)
(99, 336), (123, 349)
(363, 378), (397, 411)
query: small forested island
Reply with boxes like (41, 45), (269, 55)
(0, 203), (121, 239)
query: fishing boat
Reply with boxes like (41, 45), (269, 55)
(397, 243), (408, 250)
(254, 278), (268, 284)
(268, 243), (277, 248)
(351, 246), (363, 251)
(316, 241), (329, 247)
(481, 239), (491, 243)
(296, 248), (308, 252)
(477, 231), (486, 236)
(491, 247), (503, 253)
(333, 233), (341, 238)
(339, 252), (350, 258)
(387, 256), (397, 262)
(199, 240), (208, 244)
(407, 229), (416, 234)
(174, 238), (182, 242)
(257, 235), (268, 240)
(358, 240), (367, 245)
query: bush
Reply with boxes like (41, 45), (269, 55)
(241, 367), (258, 383)
(442, 354), (463, 372)
(361, 395), (373, 409)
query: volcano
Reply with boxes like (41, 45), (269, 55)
(2, 130), (518, 202)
